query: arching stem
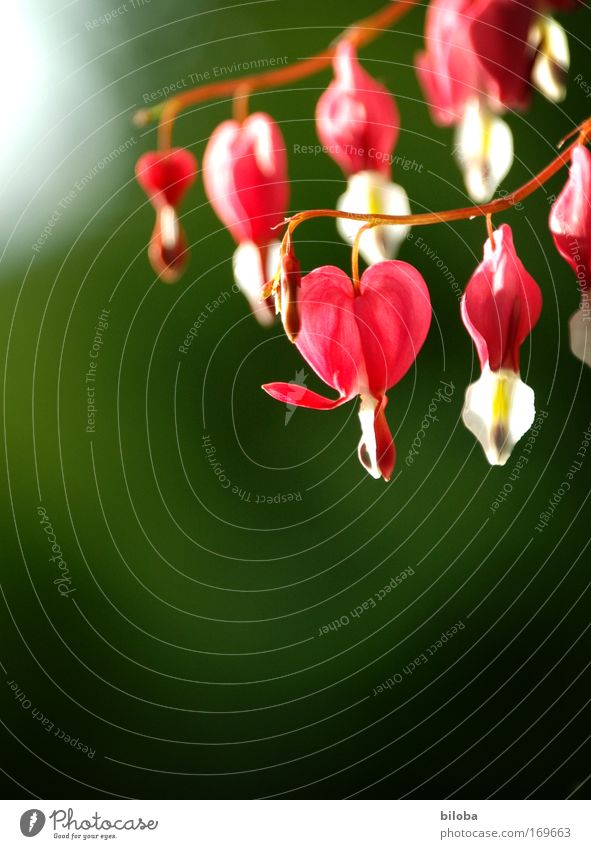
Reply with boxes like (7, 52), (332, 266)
(285, 118), (591, 238)
(135, 0), (419, 150)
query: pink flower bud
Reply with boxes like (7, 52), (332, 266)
(316, 40), (399, 177)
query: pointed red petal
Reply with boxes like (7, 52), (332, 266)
(262, 383), (348, 410)
(375, 401), (395, 481)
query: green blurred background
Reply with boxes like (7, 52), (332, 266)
(0, 0), (590, 800)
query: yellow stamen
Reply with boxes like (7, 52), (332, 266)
(492, 375), (511, 426)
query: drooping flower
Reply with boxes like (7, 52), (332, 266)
(316, 40), (400, 177)
(135, 147), (198, 283)
(263, 261), (432, 480)
(203, 112), (289, 324)
(549, 144), (591, 366)
(461, 223), (542, 464)
(316, 40), (410, 265)
(416, 0), (571, 201)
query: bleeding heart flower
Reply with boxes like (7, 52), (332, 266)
(135, 147), (198, 283)
(416, 0), (571, 201)
(461, 223), (542, 465)
(316, 39), (399, 177)
(203, 112), (289, 323)
(549, 144), (591, 367)
(316, 40), (410, 265)
(263, 261), (431, 480)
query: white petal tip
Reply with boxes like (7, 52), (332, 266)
(462, 366), (535, 466)
(233, 241), (278, 326)
(455, 100), (513, 203)
(531, 18), (570, 104)
(336, 171), (410, 265)
(569, 306), (591, 368)
(357, 394), (381, 479)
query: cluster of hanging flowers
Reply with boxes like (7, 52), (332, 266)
(416, 0), (574, 200)
(134, 0), (590, 482)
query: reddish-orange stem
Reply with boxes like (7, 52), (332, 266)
(139, 0), (419, 150)
(286, 120), (591, 234)
(351, 222), (374, 289)
(486, 213), (496, 249)
(260, 125), (590, 300)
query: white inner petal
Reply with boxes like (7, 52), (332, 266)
(455, 99), (513, 203)
(462, 364), (536, 466)
(232, 241), (275, 326)
(530, 17), (569, 103)
(160, 204), (179, 250)
(336, 170), (411, 265)
(357, 393), (381, 479)
(569, 305), (591, 368)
